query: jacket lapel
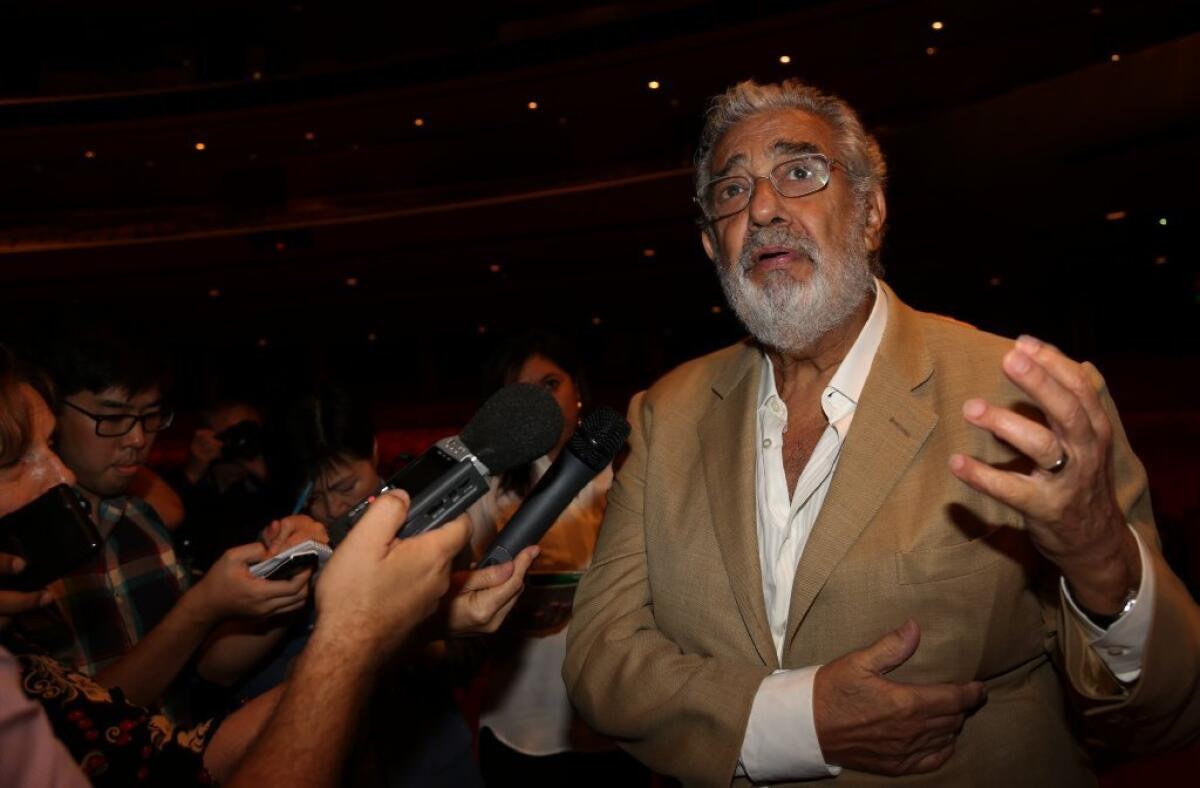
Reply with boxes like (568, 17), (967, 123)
(698, 342), (780, 669)
(783, 284), (939, 654)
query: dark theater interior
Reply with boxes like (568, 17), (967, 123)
(1, 1), (1198, 784)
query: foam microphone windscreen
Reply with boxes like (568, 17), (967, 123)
(460, 382), (563, 473)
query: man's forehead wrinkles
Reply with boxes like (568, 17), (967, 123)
(714, 134), (825, 176)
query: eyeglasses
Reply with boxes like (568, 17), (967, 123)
(62, 400), (174, 437)
(697, 153), (845, 223)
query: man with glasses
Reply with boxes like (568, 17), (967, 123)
(566, 80), (1200, 786)
(15, 326), (316, 722)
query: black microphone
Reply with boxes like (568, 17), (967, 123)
(478, 406), (630, 567)
(329, 383), (562, 544)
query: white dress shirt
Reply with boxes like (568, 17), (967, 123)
(737, 280), (1156, 783)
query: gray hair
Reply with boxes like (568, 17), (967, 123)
(694, 79), (887, 208)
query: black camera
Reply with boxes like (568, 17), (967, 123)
(217, 420), (264, 462)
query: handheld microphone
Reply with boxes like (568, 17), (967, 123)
(478, 406), (630, 568)
(329, 383), (562, 544)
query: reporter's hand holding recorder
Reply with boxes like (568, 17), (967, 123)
(226, 489), (534, 788)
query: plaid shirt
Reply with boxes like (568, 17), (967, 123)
(17, 493), (189, 678)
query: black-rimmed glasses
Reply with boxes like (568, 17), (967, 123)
(697, 153), (847, 224)
(62, 400), (174, 437)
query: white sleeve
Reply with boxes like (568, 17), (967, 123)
(1060, 525), (1156, 683)
(737, 667), (841, 782)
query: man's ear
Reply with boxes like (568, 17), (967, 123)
(700, 229), (717, 262)
(862, 188), (887, 254)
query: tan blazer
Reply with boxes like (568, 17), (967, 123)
(565, 283), (1200, 787)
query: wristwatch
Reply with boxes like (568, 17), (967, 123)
(1079, 589), (1138, 630)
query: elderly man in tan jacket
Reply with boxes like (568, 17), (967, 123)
(564, 79), (1200, 787)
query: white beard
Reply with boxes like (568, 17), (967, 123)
(715, 220), (874, 355)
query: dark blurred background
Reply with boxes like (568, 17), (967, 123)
(1, 0), (1196, 400)
(1, 1), (1197, 562)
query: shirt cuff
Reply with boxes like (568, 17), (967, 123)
(1060, 525), (1156, 682)
(738, 667), (841, 782)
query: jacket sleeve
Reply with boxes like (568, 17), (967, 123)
(564, 391), (772, 787)
(1056, 363), (1200, 752)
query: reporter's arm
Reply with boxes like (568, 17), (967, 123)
(225, 494), (470, 788)
(202, 684), (284, 782)
(92, 581), (223, 707)
(197, 519), (328, 687)
(195, 612), (301, 688)
(97, 544), (310, 706)
(221, 619), (381, 788)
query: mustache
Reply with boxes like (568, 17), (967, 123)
(738, 226), (821, 270)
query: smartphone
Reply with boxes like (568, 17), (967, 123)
(249, 539), (332, 580)
(0, 485), (101, 592)
(264, 552), (319, 581)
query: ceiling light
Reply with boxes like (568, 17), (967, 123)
(1105, 210), (1127, 221)
(304, 131), (316, 141)
(642, 248), (656, 258)
(711, 305), (723, 314)
(489, 263), (502, 273)
(591, 316), (602, 326)
(931, 21), (944, 30)
(413, 117), (425, 127)
(83, 150), (96, 159)
(208, 288), (220, 298)
(779, 55), (791, 64)
(1110, 53), (1121, 62)
(926, 47), (937, 56)
(527, 101), (539, 110)
(194, 142), (207, 151)
(648, 80), (661, 90)
(1158, 217), (1168, 226)
(345, 276), (359, 287)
